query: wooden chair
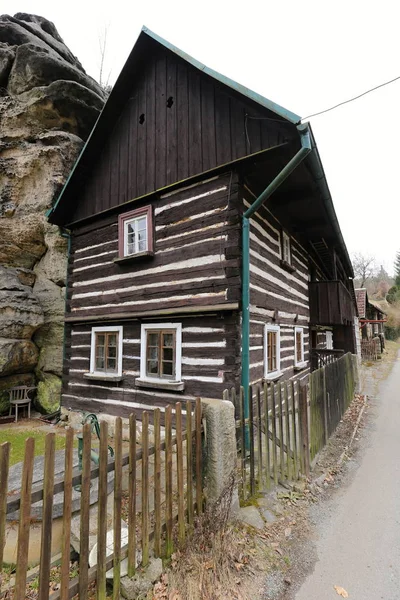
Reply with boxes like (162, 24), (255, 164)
(8, 386), (35, 422)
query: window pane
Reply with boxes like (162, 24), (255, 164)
(149, 346), (158, 360)
(108, 334), (117, 347)
(96, 356), (105, 370)
(137, 217), (147, 231)
(147, 359), (159, 375)
(108, 346), (117, 359)
(96, 334), (105, 346)
(163, 333), (174, 347)
(138, 240), (146, 252)
(127, 243), (135, 255)
(148, 332), (159, 346)
(107, 358), (117, 371)
(162, 361), (173, 376)
(163, 347), (173, 361)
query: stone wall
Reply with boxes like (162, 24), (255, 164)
(0, 13), (105, 413)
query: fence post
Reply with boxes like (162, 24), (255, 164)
(201, 397), (239, 513)
(299, 383), (310, 477)
(322, 367), (329, 445)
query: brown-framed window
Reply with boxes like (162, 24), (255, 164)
(118, 205), (153, 258)
(264, 324), (280, 378)
(294, 327), (305, 365)
(282, 231), (291, 264)
(146, 329), (176, 379)
(95, 331), (119, 373)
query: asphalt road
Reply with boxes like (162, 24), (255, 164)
(295, 352), (400, 600)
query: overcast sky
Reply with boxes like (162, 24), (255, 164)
(3, 0), (400, 275)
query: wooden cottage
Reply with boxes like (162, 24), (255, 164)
(48, 28), (357, 418)
(355, 288), (386, 351)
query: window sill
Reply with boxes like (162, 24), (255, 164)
(114, 251), (154, 265)
(280, 259), (296, 273)
(294, 361), (308, 371)
(84, 373), (123, 382)
(263, 371), (283, 382)
(135, 378), (185, 391)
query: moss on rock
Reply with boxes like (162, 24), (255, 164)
(36, 373), (61, 414)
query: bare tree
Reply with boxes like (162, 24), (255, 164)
(98, 25), (112, 95)
(352, 253), (376, 287)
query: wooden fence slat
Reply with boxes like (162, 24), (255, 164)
(153, 409), (162, 557)
(175, 403), (185, 545)
(97, 421), (109, 600)
(38, 433), (56, 600)
(291, 381), (299, 480)
(60, 427), (73, 600)
(128, 414), (136, 577)
(256, 386), (263, 490)
(79, 423), (91, 600)
(15, 437), (35, 600)
(165, 406), (173, 558)
(0, 442), (10, 570)
(113, 418), (122, 598)
(270, 383), (278, 485)
(263, 384), (271, 490)
(248, 385), (255, 496)
(278, 383), (285, 480)
(195, 398), (203, 514)
(141, 412), (149, 567)
(186, 401), (193, 528)
(284, 382), (292, 481)
(239, 386), (246, 499)
(299, 383), (310, 477)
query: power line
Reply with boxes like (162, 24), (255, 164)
(301, 74), (400, 121)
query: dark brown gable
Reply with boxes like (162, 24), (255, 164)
(69, 41), (297, 224)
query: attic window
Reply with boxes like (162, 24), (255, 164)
(118, 205), (153, 259)
(167, 96), (174, 108)
(282, 232), (291, 264)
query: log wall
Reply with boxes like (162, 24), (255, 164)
(67, 173), (241, 320)
(62, 312), (240, 417)
(244, 186), (311, 385)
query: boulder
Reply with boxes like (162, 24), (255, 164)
(0, 339), (39, 376)
(0, 266), (44, 339)
(8, 42), (104, 98)
(0, 12), (104, 414)
(34, 322), (64, 377)
(35, 372), (61, 414)
(0, 42), (15, 87)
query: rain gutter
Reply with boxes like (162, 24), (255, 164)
(241, 123), (312, 419)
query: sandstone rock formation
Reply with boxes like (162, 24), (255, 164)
(0, 13), (105, 414)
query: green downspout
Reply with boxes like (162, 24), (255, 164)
(241, 123), (312, 420)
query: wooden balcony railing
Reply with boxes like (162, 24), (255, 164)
(311, 348), (344, 371)
(309, 280), (355, 326)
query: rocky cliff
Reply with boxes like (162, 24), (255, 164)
(0, 13), (105, 414)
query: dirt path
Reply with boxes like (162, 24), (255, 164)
(293, 349), (400, 600)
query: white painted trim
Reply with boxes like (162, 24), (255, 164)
(140, 322), (182, 383)
(73, 255), (223, 288)
(90, 325), (123, 377)
(294, 326), (305, 366)
(155, 185), (227, 215)
(264, 324), (281, 379)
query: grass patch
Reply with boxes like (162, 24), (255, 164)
(0, 429), (69, 466)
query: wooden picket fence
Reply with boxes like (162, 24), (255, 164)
(0, 399), (203, 599)
(360, 338), (380, 361)
(225, 380), (309, 501)
(309, 353), (357, 461)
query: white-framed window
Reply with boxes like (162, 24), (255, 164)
(89, 326), (123, 378)
(138, 323), (182, 389)
(118, 205), (153, 258)
(294, 326), (306, 367)
(264, 324), (281, 379)
(282, 232), (291, 264)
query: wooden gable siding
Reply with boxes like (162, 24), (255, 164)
(66, 174), (241, 320)
(62, 312), (240, 418)
(243, 187), (311, 385)
(70, 46), (294, 224)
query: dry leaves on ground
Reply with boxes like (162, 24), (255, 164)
(334, 584), (349, 597)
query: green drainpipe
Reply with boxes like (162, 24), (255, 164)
(241, 123), (312, 420)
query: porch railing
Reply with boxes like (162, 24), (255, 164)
(310, 348), (344, 371)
